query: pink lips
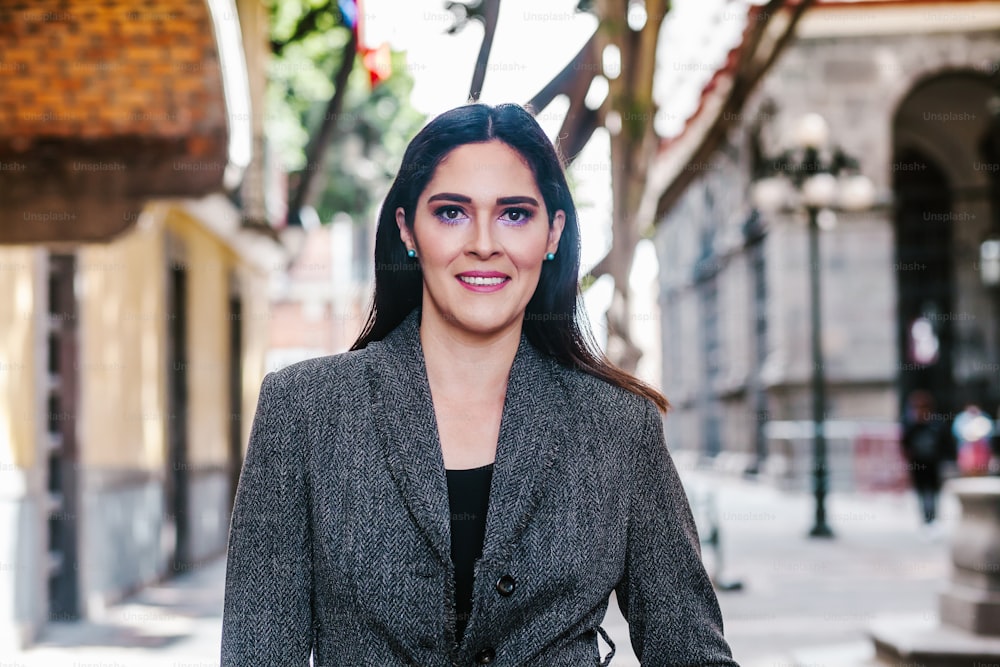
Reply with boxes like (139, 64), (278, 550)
(456, 271), (510, 293)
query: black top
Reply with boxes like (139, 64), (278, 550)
(445, 462), (493, 644)
(902, 418), (952, 463)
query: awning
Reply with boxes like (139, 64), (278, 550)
(0, 0), (250, 243)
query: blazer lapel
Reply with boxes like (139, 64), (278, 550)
(480, 324), (566, 566)
(365, 308), (567, 569)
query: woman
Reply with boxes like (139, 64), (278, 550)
(221, 103), (738, 666)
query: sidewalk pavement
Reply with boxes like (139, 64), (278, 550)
(9, 465), (955, 667)
(8, 555), (227, 667)
(658, 462), (955, 667)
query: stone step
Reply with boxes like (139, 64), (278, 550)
(870, 614), (1000, 666)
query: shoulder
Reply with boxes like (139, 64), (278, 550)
(264, 347), (370, 403)
(552, 360), (658, 430)
(554, 362), (667, 490)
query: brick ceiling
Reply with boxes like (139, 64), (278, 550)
(0, 0), (233, 243)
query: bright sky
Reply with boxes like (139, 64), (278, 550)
(363, 0), (594, 114)
(363, 0), (749, 363)
(363, 0), (749, 129)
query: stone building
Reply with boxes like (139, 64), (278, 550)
(267, 218), (375, 371)
(0, 0), (285, 650)
(651, 0), (1000, 489)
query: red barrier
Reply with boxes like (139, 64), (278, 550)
(853, 424), (910, 492)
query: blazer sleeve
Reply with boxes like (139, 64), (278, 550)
(614, 399), (739, 666)
(221, 371), (314, 666)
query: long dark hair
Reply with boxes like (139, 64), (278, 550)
(350, 103), (669, 413)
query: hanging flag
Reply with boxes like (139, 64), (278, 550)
(361, 42), (392, 88)
(341, 0), (391, 88)
(337, 0), (358, 30)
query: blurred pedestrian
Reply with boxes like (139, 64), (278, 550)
(900, 390), (950, 526)
(220, 103), (738, 666)
(953, 403), (994, 477)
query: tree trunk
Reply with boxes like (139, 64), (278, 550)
(586, 0), (809, 373)
(468, 0), (501, 101)
(593, 0), (668, 373)
(286, 29), (358, 226)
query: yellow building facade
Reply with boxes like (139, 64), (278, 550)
(0, 0), (285, 650)
(0, 197), (280, 649)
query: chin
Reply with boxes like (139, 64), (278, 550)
(447, 308), (521, 335)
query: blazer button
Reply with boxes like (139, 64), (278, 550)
(495, 574), (516, 596)
(474, 647), (496, 664)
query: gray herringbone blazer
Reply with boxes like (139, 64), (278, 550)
(221, 307), (738, 666)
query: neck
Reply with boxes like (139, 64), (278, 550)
(417, 307), (522, 396)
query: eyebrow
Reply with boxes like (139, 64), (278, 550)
(497, 196), (539, 206)
(426, 193), (540, 207)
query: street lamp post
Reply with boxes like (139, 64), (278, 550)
(805, 204), (832, 537)
(751, 113), (875, 539)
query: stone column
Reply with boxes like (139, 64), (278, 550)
(871, 477), (1000, 664)
(940, 478), (1000, 635)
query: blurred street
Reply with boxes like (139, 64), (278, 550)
(8, 464), (957, 667)
(681, 465), (955, 667)
(6, 553), (226, 667)
(1, 0), (997, 664)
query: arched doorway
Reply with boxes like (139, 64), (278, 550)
(893, 149), (956, 416)
(892, 70), (1000, 420)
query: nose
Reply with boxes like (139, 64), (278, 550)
(467, 214), (500, 258)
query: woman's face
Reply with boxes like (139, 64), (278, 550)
(396, 140), (565, 339)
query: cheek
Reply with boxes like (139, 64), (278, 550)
(504, 224), (551, 264)
(413, 221), (456, 267)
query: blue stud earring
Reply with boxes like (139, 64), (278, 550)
(407, 248), (416, 258)
(545, 252), (555, 261)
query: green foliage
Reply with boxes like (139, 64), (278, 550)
(264, 0), (426, 224)
(312, 52), (426, 223)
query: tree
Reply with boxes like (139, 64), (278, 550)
(587, 0), (669, 372)
(531, 0), (816, 373)
(266, 0), (425, 227)
(444, 0), (501, 102)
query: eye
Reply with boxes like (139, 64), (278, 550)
(500, 207), (533, 225)
(434, 206), (468, 224)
